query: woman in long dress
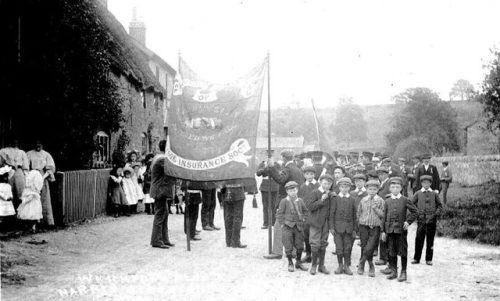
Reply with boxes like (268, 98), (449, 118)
(26, 141), (56, 226)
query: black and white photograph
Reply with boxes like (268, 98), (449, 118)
(1, 0), (500, 300)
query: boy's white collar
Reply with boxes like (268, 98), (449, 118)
(420, 187), (433, 192)
(338, 192), (350, 198)
(390, 193), (402, 199)
(354, 187), (366, 193)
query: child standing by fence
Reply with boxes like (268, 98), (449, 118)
(108, 166), (128, 217)
(0, 166), (16, 224)
(17, 170), (44, 232)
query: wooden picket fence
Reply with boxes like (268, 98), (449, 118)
(52, 169), (111, 225)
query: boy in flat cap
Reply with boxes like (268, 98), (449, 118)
(357, 180), (385, 277)
(411, 175), (443, 266)
(381, 177), (417, 282)
(330, 177), (357, 275)
(265, 149), (305, 260)
(307, 174), (336, 275)
(414, 154), (440, 192)
(276, 181), (309, 272)
(298, 165), (320, 263)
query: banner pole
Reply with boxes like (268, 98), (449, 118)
(186, 181), (191, 251)
(267, 52), (273, 255)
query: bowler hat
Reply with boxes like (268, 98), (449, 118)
(284, 181), (299, 189)
(281, 149), (294, 159)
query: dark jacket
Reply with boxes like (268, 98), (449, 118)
(415, 164), (441, 192)
(329, 194), (357, 234)
(412, 190), (443, 224)
(149, 156), (174, 200)
(382, 195), (417, 234)
(276, 196), (309, 231)
(298, 181), (320, 204)
(306, 188), (334, 228)
(378, 178), (391, 199)
(256, 161), (280, 192)
(221, 184), (246, 203)
(268, 161), (305, 198)
(352, 188), (368, 211)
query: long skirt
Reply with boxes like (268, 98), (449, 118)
(9, 168), (25, 208)
(41, 179), (54, 226)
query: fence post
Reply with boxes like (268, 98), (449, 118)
(93, 170), (97, 218)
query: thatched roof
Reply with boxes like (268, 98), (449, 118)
(93, 2), (169, 97)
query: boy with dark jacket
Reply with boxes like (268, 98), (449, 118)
(330, 177), (357, 275)
(298, 165), (320, 263)
(307, 174), (336, 275)
(276, 181), (309, 272)
(381, 177), (418, 282)
(411, 175), (443, 266)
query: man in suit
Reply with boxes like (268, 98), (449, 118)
(221, 181), (247, 248)
(150, 140), (175, 249)
(408, 155), (422, 194)
(440, 161), (453, 205)
(256, 160), (280, 229)
(397, 158), (412, 197)
(264, 149), (305, 260)
(414, 154), (441, 192)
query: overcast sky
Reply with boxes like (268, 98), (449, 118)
(108, 0), (500, 108)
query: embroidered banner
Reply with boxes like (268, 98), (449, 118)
(165, 57), (266, 181)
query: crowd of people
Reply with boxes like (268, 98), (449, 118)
(258, 149), (451, 282)
(0, 140), (56, 233)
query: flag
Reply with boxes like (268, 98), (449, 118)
(165, 57), (267, 182)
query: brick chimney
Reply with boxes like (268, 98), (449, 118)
(129, 7), (146, 46)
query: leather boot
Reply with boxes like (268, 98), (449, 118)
(317, 250), (330, 274)
(398, 269), (407, 282)
(387, 268), (398, 280)
(334, 254), (344, 275)
(357, 256), (366, 275)
(310, 252), (318, 275)
(387, 257), (398, 280)
(368, 260), (375, 277)
(303, 251), (312, 263)
(287, 255), (294, 272)
(295, 251), (307, 271)
(343, 256), (353, 275)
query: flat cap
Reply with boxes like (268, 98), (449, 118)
(353, 173), (367, 181)
(367, 170), (379, 178)
(376, 166), (390, 173)
(337, 177), (352, 185)
(303, 166), (316, 174)
(412, 154), (421, 160)
(381, 157), (392, 163)
(420, 175), (433, 182)
(365, 180), (380, 188)
(362, 151), (374, 158)
(284, 181), (299, 189)
(280, 149), (294, 159)
(422, 153), (432, 159)
(398, 157), (406, 163)
(319, 174), (334, 183)
(389, 176), (403, 186)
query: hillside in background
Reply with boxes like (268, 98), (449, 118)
(257, 100), (499, 155)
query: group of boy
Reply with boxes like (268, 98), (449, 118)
(263, 149), (444, 282)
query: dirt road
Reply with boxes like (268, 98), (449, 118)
(2, 193), (500, 301)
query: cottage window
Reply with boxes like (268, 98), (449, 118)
(94, 131), (110, 168)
